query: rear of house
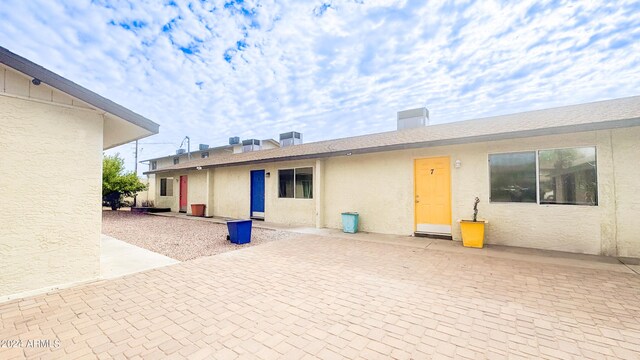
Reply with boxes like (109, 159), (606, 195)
(148, 96), (640, 258)
(0, 47), (158, 299)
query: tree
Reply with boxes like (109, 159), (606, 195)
(102, 154), (147, 210)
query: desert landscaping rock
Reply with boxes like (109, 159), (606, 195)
(102, 211), (295, 261)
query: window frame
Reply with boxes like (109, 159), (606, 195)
(160, 177), (174, 197)
(277, 167), (314, 200)
(173, 157), (179, 165)
(537, 146), (599, 206)
(487, 145), (598, 207)
(488, 150), (538, 204)
(151, 160), (157, 170)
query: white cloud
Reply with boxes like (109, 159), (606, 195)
(0, 0), (638, 173)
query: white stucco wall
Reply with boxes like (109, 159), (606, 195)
(0, 95), (103, 297)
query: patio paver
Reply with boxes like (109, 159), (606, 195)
(1, 234), (640, 359)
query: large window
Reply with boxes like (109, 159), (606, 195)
(160, 178), (173, 196)
(489, 147), (598, 206)
(489, 152), (537, 203)
(151, 161), (157, 170)
(538, 147), (597, 205)
(279, 167), (313, 199)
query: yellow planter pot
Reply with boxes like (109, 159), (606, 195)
(459, 220), (486, 248)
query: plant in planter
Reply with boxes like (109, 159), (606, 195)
(459, 197), (487, 248)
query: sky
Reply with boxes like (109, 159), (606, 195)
(1, 0), (639, 175)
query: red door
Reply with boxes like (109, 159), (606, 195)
(179, 176), (188, 212)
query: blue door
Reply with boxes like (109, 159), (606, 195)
(250, 170), (265, 219)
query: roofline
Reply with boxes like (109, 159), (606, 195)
(0, 46), (159, 134)
(145, 116), (640, 175)
(140, 138), (280, 163)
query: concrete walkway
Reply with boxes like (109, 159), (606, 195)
(151, 211), (640, 274)
(2, 232), (640, 359)
(100, 234), (179, 279)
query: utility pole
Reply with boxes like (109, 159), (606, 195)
(134, 140), (138, 174)
(133, 140), (138, 208)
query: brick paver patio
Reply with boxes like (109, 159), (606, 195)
(1, 235), (640, 359)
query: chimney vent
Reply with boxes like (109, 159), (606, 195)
(397, 107), (429, 130)
(280, 131), (303, 147)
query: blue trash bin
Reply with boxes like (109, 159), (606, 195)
(226, 219), (252, 244)
(341, 212), (359, 233)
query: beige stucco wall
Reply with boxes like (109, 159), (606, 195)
(152, 127), (638, 256)
(155, 175), (179, 211)
(0, 64), (149, 149)
(611, 127), (640, 257)
(157, 160), (316, 226)
(0, 95), (103, 298)
(210, 161), (316, 225)
(322, 129), (627, 255)
(1, 64), (93, 109)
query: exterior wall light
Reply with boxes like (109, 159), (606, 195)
(455, 160), (462, 168)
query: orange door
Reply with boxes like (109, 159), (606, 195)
(414, 157), (451, 235)
(179, 176), (188, 212)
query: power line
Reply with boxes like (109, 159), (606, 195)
(136, 142), (177, 145)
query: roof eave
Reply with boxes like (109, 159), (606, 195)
(143, 116), (640, 175)
(0, 46), (159, 135)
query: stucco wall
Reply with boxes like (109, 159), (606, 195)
(322, 130), (619, 255)
(155, 174), (179, 211)
(187, 171), (208, 214)
(152, 127), (638, 256)
(611, 127), (640, 257)
(210, 161), (316, 225)
(1, 64), (93, 109)
(0, 95), (103, 297)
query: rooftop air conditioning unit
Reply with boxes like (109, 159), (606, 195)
(199, 144), (209, 151)
(176, 149), (186, 155)
(242, 139), (261, 152)
(229, 136), (240, 145)
(397, 107), (429, 130)
(280, 131), (303, 147)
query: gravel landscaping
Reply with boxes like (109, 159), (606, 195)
(102, 210), (295, 261)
